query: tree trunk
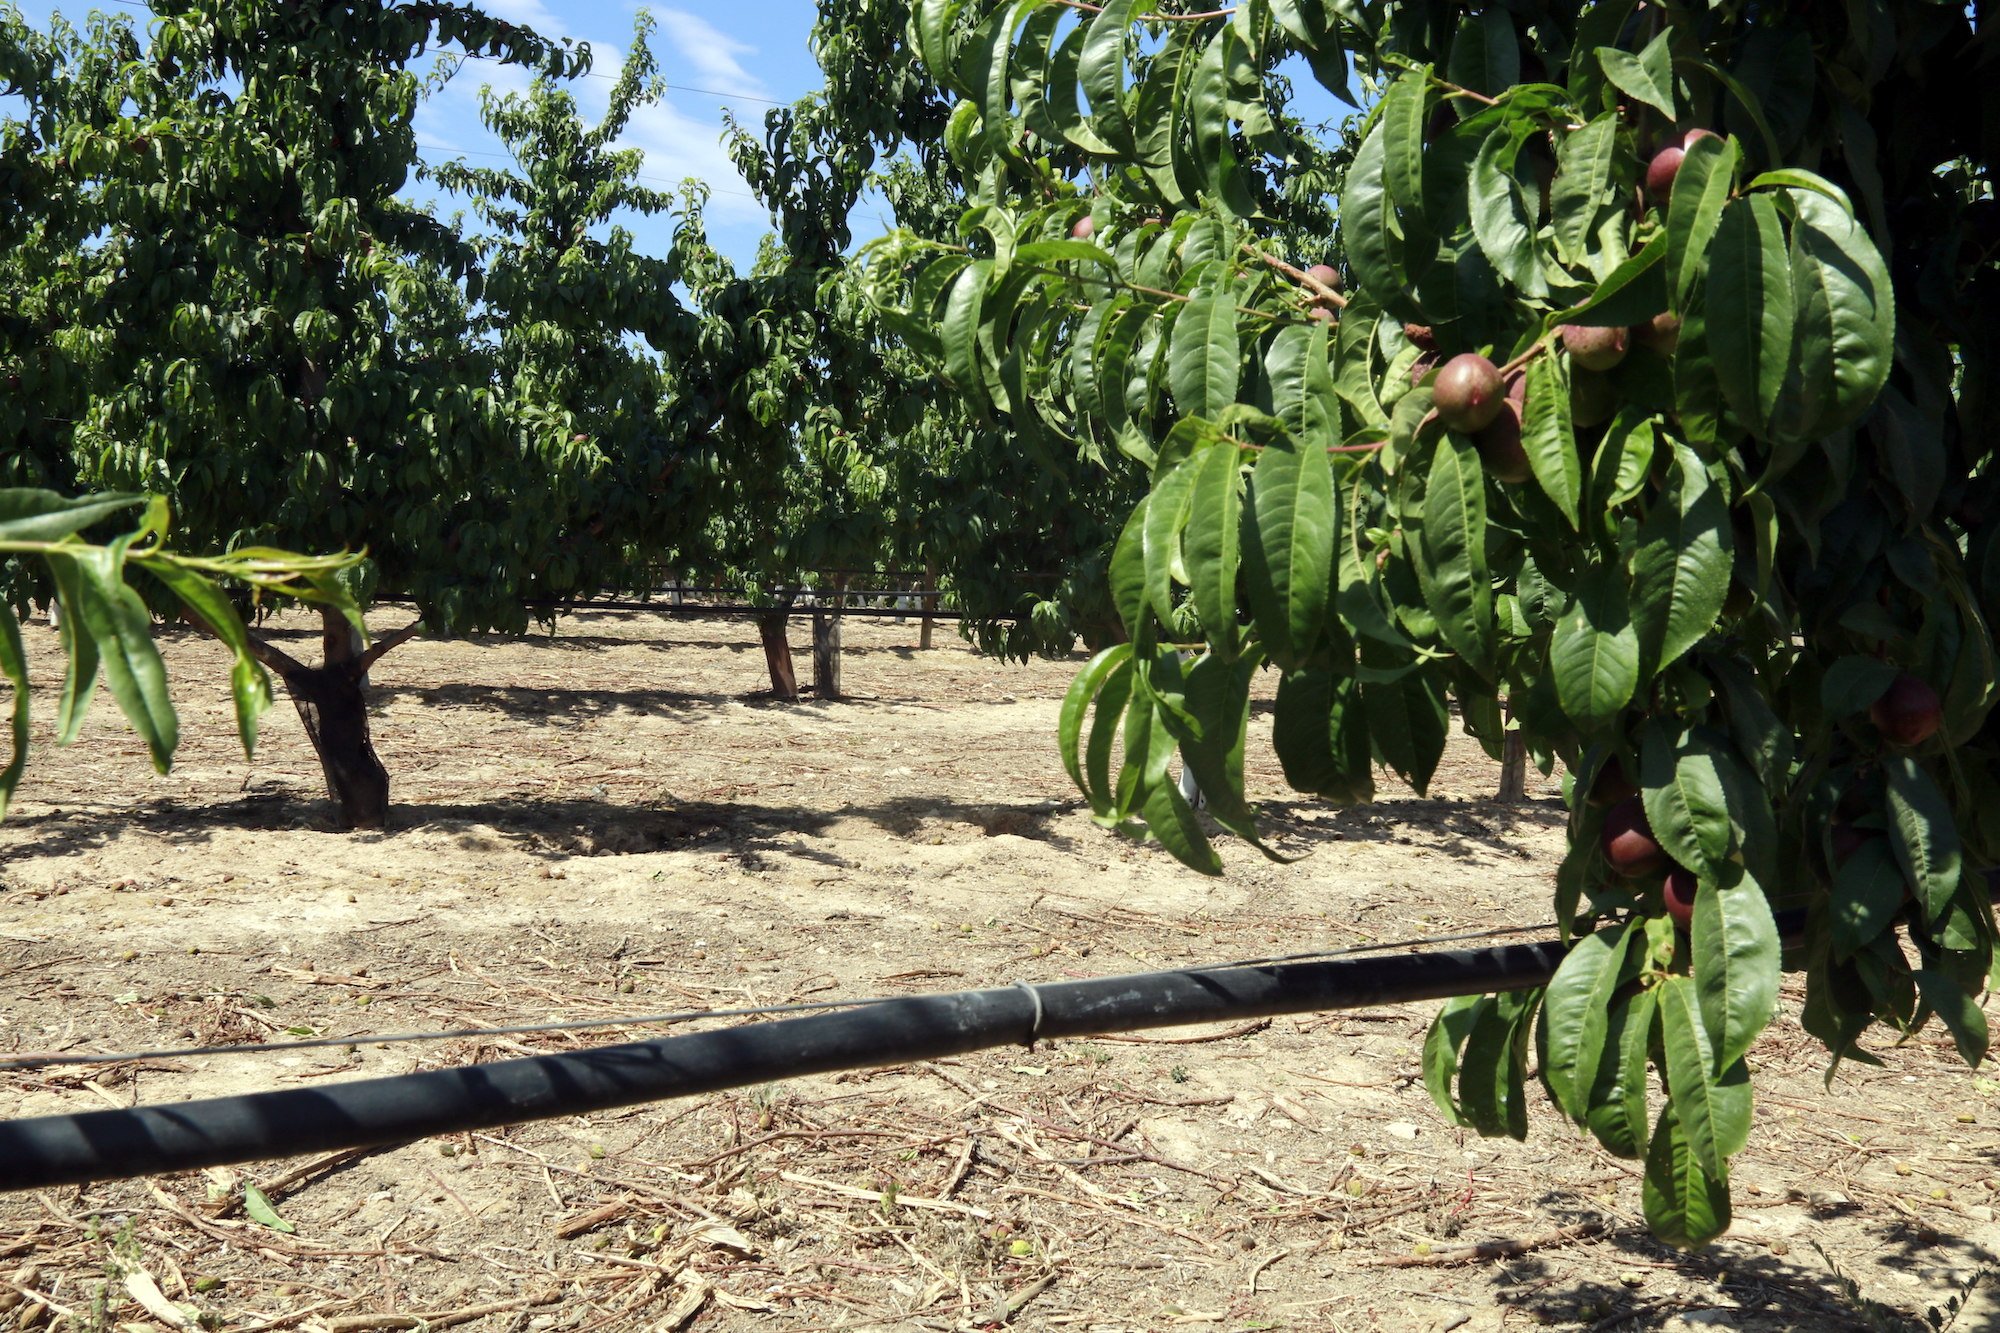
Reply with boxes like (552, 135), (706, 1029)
(1496, 724), (1528, 803)
(919, 563), (936, 651)
(266, 606), (389, 829)
(812, 578), (844, 701)
(757, 592), (799, 701)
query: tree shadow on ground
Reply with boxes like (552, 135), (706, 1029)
(0, 790), (1086, 865)
(370, 681), (893, 718)
(1473, 1206), (1996, 1330)
(1255, 795), (1566, 862)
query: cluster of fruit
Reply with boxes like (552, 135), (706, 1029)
(1591, 675), (1943, 929)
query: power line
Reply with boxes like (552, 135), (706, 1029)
(412, 142), (764, 204)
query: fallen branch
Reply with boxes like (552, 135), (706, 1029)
(1375, 1218), (1609, 1268)
(320, 1286), (560, 1331)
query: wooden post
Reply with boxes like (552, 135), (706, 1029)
(920, 563), (936, 651)
(1495, 698), (1527, 802)
(812, 577), (844, 701)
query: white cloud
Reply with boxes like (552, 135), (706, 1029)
(478, 0), (569, 36)
(619, 99), (768, 224)
(653, 8), (769, 98)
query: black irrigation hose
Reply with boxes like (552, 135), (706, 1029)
(0, 938), (1568, 1192)
(370, 593), (986, 622)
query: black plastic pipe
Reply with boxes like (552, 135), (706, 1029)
(0, 939), (1567, 1191)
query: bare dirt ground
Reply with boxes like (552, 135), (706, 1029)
(1, 607), (1996, 1332)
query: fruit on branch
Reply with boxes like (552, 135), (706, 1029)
(1572, 370), (1616, 428)
(1870, 673), (1943, 748)
(1305, 263), (1343, 294)
(1433, 353), (1505, 432)
(1474, 401), (1531, 484)
(1602, 795), (1668, 878)
(1646, 128), (1718, 205)
(1830, 822), (1881, 867)
(1633, 311), (1681, 355)
(1408, 352), (1437, 386)
(1071, 215), (1095, 240)
(1561, 323), (1628, 372)
(1586, 755), (1638, 808)
(1308, 305), (1336, 324)
(1662, 863), (1698, 929)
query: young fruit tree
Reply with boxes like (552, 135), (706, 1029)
(859, 1), (1997, 1245)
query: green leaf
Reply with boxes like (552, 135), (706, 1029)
(1630, 441), (1731, 676)
(0, 489), (143, 543)
(1665, 133), (1740, 304)
(1013, 238), (1117, 268)
(1830, 836), (1906, 963)
(1691, 864), (1780, 1074)
(1587, 986), (1655, 1160)
(1469, 127), (1546, 297)
(143, 562), (272, 756)
(1550, 566), (1639, 732)
(0, 609), (27, 819)
(1550, 114), (1619, 268)
(1170, 273), (1241, 419)
(1542, 920), (1637, 1122)
(1243, 436), (1336, 673)
(941, 258), (992, 404)
(1660, 977), (1751, 1180)
(1412, 434), (1493, 679)
(1446, 9), (1519, 100)
(1378, 68), (1430, 224)
(1707, 194), (1794, 434)
(1642, 1103), (1732, 1248)
(1108, 490), (1153, 635)
(43, 552), (101, 745)
(1077, 0), (1140, 155)
(1060, 646), (1134, 815)
(1883, 755), (1963, 925)
(1358, 647), (1447, 794)
(1521, 352), (1581, 527)
(1819, 655), (1898, 717)
(1782, 186), (1895, 438)
(1639, 722), (1734, 880)
(243, 1184), (296, 1234)
(1143, 461), (1199, 627)
(1184, 441), (1244, 659)
(1458, 990), (1536, 1140)
(1596, 31), (1676, 117)
(1272, 667), (1372, 804)
(48, 547), (178, 774)
(1555, 233), (1667, 328)
(1423, 995), (1483, 1129)
(1141, 769), (1223, 875)
(1913, 968), (1989, 1068)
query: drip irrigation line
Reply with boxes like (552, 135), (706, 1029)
(0, 936), (1571, 1192)
(0, 920), (1562, 1072)
(370, 593), (987, 622)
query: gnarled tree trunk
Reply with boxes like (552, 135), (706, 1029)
(757, 590), (799, 701)
(200, 606), (421, 830)
(276, 608), (393, 829)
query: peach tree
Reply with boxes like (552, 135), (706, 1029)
(858, 0), (1996, 1244)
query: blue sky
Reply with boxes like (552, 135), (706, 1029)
(6, 0), (839, 272)
(6, 2), (1355, 275)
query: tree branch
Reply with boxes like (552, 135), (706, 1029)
(355, 619), (425, 674)
(179, 607), (308, 681)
